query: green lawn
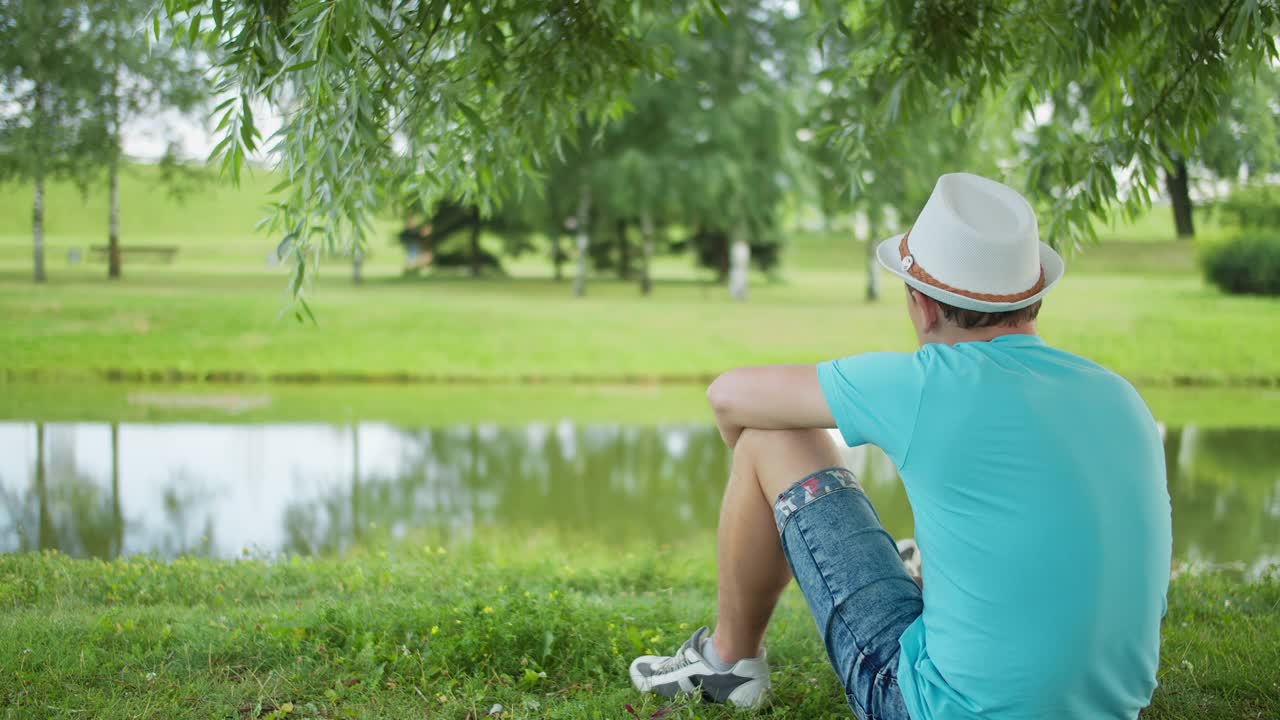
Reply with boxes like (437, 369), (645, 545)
(2, 263), (1278, 388)
(2, 537), (1276, 720)
(3, 166), (1277, 390)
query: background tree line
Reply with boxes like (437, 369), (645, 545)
(0, 0), (207, 281)
(3, 0), (1279, 301)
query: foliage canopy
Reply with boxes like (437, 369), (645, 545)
(161, 0), (1280, 301)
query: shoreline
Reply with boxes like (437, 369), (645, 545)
(5, 367), (1279, 388)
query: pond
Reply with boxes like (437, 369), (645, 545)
(1, 420), (1277, 578)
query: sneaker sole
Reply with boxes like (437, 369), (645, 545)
(629, 664), (770, 710)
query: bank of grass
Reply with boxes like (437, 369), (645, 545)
(1, 536), (1276, 720)
(2, 264), (1278, 387)
(2, 381), (1279, 428)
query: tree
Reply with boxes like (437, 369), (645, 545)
(666, 1), (806, 301)
(1188, 65), (1280, 238)
(162, 0), (673, 314)
(87, 0), (207, 278)
(804, 21), (1015, 301)
(0, 0), (108, 283)
(172, 0), (1277, 301)
(1024, 70), (1280, 241)
(583, 0), (808, 300)
(511, 121), (600, 295)
(806, 115), (1011, 301)
(814, 0), (1280, 248)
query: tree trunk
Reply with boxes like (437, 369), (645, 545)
(866, 208), (881, 302)
(728, 224), (750, 301)
(108, 153), (121, 278)
(616, 219), (631, 279)
(1165, 154), (1195, 238)
(573, 184), (591, 297)
(351, 247), (363, 284)
(32, 82), (47, 284)
(33, 173), (46, 284)
(639, 211), (655, 296)
(717, 234), (730, 283)
(550, 229), (564, 281)
(108, 65), (122, 279)
(469, 209), (482, 277)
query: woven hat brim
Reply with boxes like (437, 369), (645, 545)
(874, 233), (1064, 312)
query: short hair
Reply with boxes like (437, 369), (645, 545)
(938, 299), (1042, 329)
(907, 284), (1042, 328)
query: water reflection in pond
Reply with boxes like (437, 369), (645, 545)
(0, 421), (1276, 577)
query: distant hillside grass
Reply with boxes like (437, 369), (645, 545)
(0, 164), (279, 240)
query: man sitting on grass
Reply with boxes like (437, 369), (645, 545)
(630, 173), (1172, 719)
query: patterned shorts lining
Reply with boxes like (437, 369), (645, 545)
(772, 466), (863, 534)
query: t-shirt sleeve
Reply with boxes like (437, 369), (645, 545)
(816, 351), (925, 466)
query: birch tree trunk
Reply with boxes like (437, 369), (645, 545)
(572, 184), (591, 297)
(32, 83), (47, 284)
(108, 66), (122, 279)
(639, 211), (655, 296)
(33, 171), (46, 283)
(728, 224), (750, 301)
(108, 152), (122, 278)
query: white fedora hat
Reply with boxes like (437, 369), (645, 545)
(875, 173), (1064, 312)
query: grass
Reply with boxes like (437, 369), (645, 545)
(1, 535), (1276, 720)
(3, 164), (1277, 388)
(2, 381), (1279, 428)
(2, 267), (1278, 388)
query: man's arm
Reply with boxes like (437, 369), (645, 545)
(706, 364), (835, 448)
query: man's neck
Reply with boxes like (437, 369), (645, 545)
(928, 322), (1038, 347)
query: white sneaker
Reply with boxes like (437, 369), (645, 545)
(897, 538), (922, 582)
(628, 626), (770, 709)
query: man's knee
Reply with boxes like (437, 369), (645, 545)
(735, 429), (845, 495)
(736, 428), (822, 459)
(736, 428), (837, 456)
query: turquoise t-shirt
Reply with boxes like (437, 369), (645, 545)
(817, 334), (1171, 720)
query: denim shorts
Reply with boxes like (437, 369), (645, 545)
(774, 467), (923, 720)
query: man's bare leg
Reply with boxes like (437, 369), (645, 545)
(711, 428), (846, 663)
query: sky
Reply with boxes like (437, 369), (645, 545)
(122, 98), (280, 165)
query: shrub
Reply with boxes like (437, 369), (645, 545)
(1202, 232), (1280, 296)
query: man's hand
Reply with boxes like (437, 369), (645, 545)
(706, 364), (837, 449)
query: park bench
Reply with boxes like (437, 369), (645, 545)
(89, 245), (179, 264)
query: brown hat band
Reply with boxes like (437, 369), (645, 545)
(898, 230), (1045, 303)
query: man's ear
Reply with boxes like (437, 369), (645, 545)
(910, 289), (942, 332)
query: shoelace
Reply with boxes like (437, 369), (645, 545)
(652, 637), (698, 673)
